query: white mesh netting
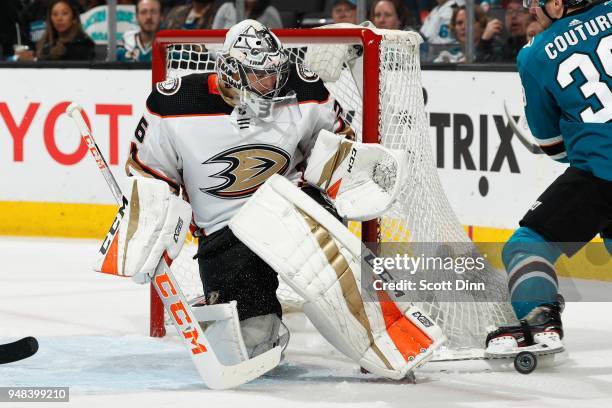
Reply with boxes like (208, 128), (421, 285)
(161, 27), (517, 351)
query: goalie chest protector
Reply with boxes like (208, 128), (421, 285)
(134, 69), (336, 235)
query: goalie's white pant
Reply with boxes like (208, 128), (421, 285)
(230, 175), (446, 379)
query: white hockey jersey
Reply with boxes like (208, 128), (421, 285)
(127, 69), (341, 236)
(420, 0), (465, 45)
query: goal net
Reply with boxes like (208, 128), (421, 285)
(149, 26), (517, 354)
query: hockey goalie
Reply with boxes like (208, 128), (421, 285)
(96, 20), (445, 386)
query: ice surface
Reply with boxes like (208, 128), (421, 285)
(1, 237), (612, 408)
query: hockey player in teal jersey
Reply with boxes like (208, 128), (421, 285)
(486, 0), (612, 356)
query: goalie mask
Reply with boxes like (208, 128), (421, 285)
(216, 20), (293, 118)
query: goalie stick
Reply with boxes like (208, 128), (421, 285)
(0, 337), (38, 364)
(65, 102), (282, 389)
(502, 100), (544, 155)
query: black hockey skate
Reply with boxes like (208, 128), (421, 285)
(485, 296), (565, 374)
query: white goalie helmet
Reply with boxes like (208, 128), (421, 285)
(216, 20), (290, 104)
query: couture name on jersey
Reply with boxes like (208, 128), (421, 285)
(544, 11), (612, 60)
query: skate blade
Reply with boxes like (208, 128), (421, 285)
(418, 348), (568, 373)
(484, 345), (565, 359)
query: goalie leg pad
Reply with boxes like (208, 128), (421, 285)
(230, 175), (446, 379)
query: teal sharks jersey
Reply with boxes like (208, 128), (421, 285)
(517, 1), (612, 181)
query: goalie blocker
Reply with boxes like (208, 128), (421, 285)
(230, 174), (445, 379)
(94, 177), (191, 283)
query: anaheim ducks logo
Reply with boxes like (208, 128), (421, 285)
(297, 63), (319, 83)
(200, 144), (290, 199)
(156, 77), (181, 96)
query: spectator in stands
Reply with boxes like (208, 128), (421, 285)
(16, 0), (95, 61)
(525, 18), (543, 43)
(1, 0), (27, 59)
(117, 0), (161, 62)
(212, 0), (282, 29)
(158, 1), (184, 18)
(369, 0), (414, 30)
(160, 0), (183, 11)
(406, 0), (436, 28)
(420, 0), (464, 47)
(18, 0), (52, 49)
(164, 0), (217, 29)
(434, 4), (502, 63)
(331, 0), (357, 25)
(500, 0), (530, 61)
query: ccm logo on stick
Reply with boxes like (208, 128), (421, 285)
(99, 196), (128, 255)
(154, 271), (207, 355)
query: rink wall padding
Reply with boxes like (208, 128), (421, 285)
(0, 63), (610, 280)
(0, 201), (116, 239)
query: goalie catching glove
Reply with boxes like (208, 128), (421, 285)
(95, 177), (192, 283)
(304, 129), (408, 221)
(229, 175), (445, 379)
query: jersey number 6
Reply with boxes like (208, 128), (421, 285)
(135, 116), (149, 143)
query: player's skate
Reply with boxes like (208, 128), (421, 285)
(485, 296), (565, 374)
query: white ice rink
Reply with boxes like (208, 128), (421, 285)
(2, 237), (612, 408)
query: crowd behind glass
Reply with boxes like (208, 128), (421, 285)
(0, 0), (541, 63)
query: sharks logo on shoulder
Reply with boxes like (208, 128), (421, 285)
(200, 144), (290, 199)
